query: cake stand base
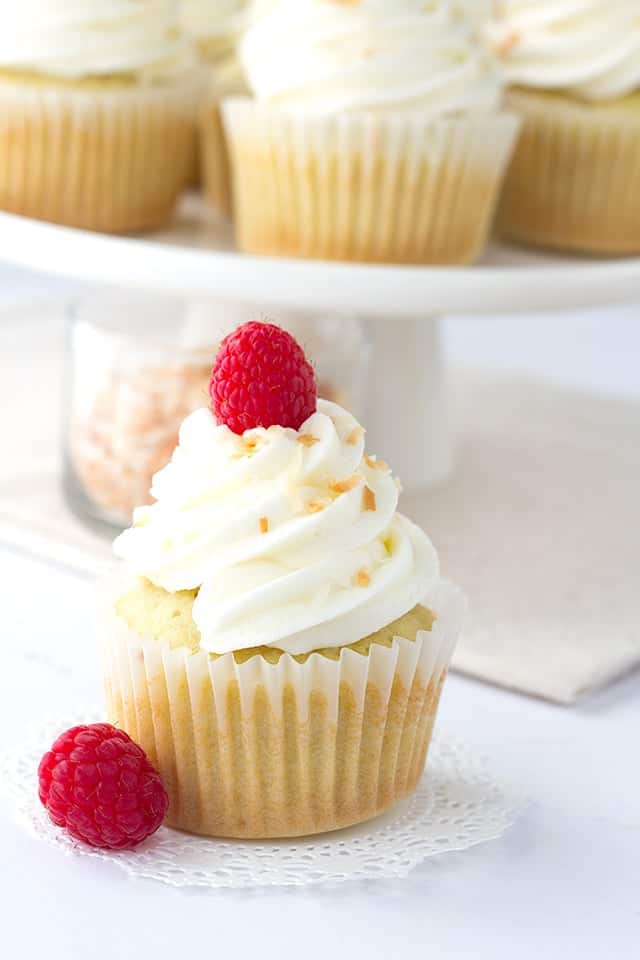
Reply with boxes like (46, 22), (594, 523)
(365, 316), (452, 492)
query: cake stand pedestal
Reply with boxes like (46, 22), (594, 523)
(365, 316), (450, 489)
(1, 193), (639, 489)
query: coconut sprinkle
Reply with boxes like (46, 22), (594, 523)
(346, 426), (364, 446)
(362, 485), (377, 512)
(298, 434), (320, 448)
(307, 498), (332, 514)
(364, 454), (389, 471)
(329, 475), (360, 494)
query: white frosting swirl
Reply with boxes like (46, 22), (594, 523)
(0, 1), (192, 79)
(182, 0), (247, 43)
(454, 1), (493, 28)
(240, 0), (502, 117)
(114, 400), (439, 656)
(487, 1), (640, 101)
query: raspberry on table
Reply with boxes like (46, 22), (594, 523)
(37, 723), (168, 850)
(209, 321), (317, 434)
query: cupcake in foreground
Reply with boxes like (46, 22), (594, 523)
(181, 1), (250, 214)
(222, 0), (520, 265)
(488, 2), (640, 254)
(0, 2), (198, 233)
(105, 321), (465, 839)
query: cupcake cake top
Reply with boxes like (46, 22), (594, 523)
(0, 1), (192, 80)
(487, 1), (640, 101)
(239, 0), (502, 116)
(114, 322), (439, 657)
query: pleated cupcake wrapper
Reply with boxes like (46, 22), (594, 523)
(498, 89), (640, 254)
(192, 63), (247, 204)
(199, 94), (233, 219)
(184, 68), (219, 189)
(222, 98), (520, 264)
(102, 578), (465, 839)
(0, 76), (201, 232)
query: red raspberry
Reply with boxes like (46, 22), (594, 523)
(38, 723), (168, 850)
(209, 321), (317, 434)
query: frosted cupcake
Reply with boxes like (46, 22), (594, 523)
(105, 321), (465, 839)
(222, 0), (520, 265)
(488, 2), (640, 254)
(0, 2), (198, 233)
(181, 1), (250, 214)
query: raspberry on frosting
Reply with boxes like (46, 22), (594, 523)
(38, 723), (168, 850)
(209, 321), (317, 434)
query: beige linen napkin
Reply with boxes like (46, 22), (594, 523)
(0, 303), (113, 577)
(405, 371), (640, 704)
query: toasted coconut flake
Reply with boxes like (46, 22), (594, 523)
(298, 433), (320, 448)
(329, 475), (360, 494)
(354, 568), (371, 588)
(496, 30), (520, 55)
(232, 435), (263, 459)
(259, 516), (269, 534)
(362, 485), (377, 512)
(307, 497), (332, 514)
(346, 426), (364, 446)
(364, 455), (389, 471)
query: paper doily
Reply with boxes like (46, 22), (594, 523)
(1, 712), (525, 889)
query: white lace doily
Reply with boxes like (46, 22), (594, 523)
(1, 711), (525, 889)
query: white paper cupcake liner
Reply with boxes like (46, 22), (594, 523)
(101, 578), (465, 839)
(199, 94), (233, 218)
(1, 710), (525, 888)
(498, 89), (640, 254)
(222, 99), (520, 264)
(0, 74), (201, 232)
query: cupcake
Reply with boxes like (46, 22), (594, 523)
(0, 2), (199, 233)
(181, 1), (250, 214)
(222, 0), (520, 265)
(105, 321), (465, 839)
(488, 2), (640, 254)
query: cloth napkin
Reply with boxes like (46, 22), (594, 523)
(0, 304), (113, 577)
(2, 305), (638, 703)
(404, 371), (640, 704)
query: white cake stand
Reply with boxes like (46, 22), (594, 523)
(1, 193), (639, 488)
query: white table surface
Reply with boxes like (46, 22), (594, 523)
(1, 269), (639, 958)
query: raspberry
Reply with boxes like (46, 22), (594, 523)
(209, 321), (317, 434)
(37, 723), (168, 850)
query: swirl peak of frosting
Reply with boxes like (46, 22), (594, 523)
(0, 1), (193, 80)
(114, 399), (439, 656)
(240, 0), (503, 117)
(487, 1), (640, 101)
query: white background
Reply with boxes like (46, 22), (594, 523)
(0, 264), (638, 958)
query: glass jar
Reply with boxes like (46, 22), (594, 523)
(64, 292), (370, 533)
